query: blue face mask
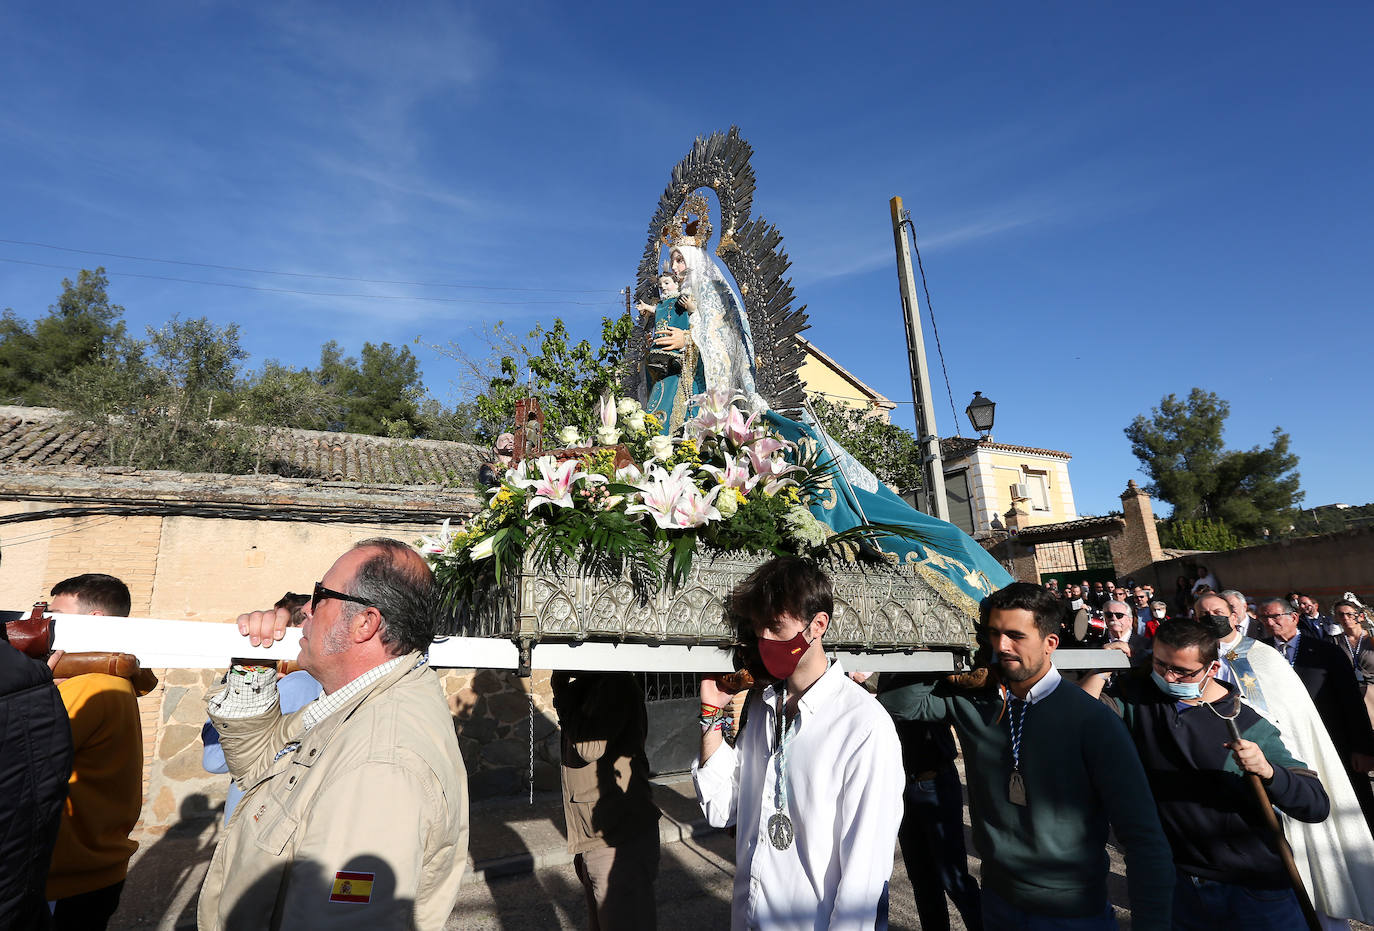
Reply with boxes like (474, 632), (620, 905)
(1151, 669), (1209, 701)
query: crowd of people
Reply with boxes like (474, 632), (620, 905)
(5, 544), (1374, 930)
(704, 564), (1374, 930)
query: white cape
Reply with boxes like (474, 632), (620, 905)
(1233, 638), (1374, 922)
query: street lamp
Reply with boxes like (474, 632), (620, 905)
(966, 391), (996, 438)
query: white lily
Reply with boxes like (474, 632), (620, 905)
(469, 535), (496, 561)
(417, 518), (455, 555)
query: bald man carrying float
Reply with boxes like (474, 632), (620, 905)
(197, 539), (468, 931)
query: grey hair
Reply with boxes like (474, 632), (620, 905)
(342, 538), (438, 656)
(1256, 597), (1292, 616)
(1104, 600), (1131, 615)
(1219, 589), (1246, 604)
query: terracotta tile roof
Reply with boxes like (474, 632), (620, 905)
(0, 406), (485, 487)
(941, 436), (1072, 460)
(0, 408), (104, 467)
(1015, 514), (1123, 541)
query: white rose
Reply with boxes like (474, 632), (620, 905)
(717, 490), (739, 518)
(557, 425), (582, 446)
(625, 410), (647, 434)
(647, 434), (674, 460)
(595, 426), (622, 446)
(617, 398), (642, 417)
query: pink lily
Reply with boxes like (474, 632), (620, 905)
(700, 451), (760, 495)
(745, 443), (802, 494)
(598, 392), (617, 431)
(675, 484), (723, 528)
(746, 435), (791, 460)
(721, 405), (766, 447)
(625, 463), (695, 530)
(516, 455), (595, 512)
(685, 388), (746, 438)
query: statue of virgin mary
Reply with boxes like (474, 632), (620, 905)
(644, 197), (1011, 604)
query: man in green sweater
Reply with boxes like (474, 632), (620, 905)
(878, 582), (1174, 930)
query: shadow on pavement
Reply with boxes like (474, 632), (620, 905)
(114, 793), (219, 931)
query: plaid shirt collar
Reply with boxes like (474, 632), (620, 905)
(299, 652), (426, 732)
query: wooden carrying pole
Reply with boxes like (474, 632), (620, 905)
(1223, 718), (1321, 931)
(889, 196), (947, 521)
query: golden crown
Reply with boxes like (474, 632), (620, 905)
(660, 194), (713, 249)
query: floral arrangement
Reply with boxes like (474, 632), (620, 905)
(421, 388), (884, 619)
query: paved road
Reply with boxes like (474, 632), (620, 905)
(112, 810), (980, 930)
(111, 784), (1370, 930)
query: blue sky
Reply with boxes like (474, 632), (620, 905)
(2, 2), (1370, 518)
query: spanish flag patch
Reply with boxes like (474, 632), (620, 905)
(329, 871), (375, 904)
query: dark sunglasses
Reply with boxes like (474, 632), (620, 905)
(1104, 611), (1128, 619)
(310, 581), (377, 613)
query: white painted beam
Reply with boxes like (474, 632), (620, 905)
(10, 610), (1128, 675)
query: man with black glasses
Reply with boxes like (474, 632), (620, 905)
(1102, 599), (1150, 665)
(197, 539), (469, 931)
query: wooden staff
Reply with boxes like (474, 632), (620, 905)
(1224, 717), (1321, 931)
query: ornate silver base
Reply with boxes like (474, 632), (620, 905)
(449, 549), (977, 654)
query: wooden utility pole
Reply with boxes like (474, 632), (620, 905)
(890, 196), (948, 521)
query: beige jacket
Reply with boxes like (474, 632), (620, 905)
(198, 655), (468, 931)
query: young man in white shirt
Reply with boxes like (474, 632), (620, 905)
(693, 557), (903, 930)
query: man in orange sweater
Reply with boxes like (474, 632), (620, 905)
(46, 573), (143, 931)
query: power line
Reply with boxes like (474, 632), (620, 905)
(0, 258), (618, 308)
(0, 238), (622, 295)
(0, 515), (126, 549)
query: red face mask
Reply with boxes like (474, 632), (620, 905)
(757, 628), (813, 681)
